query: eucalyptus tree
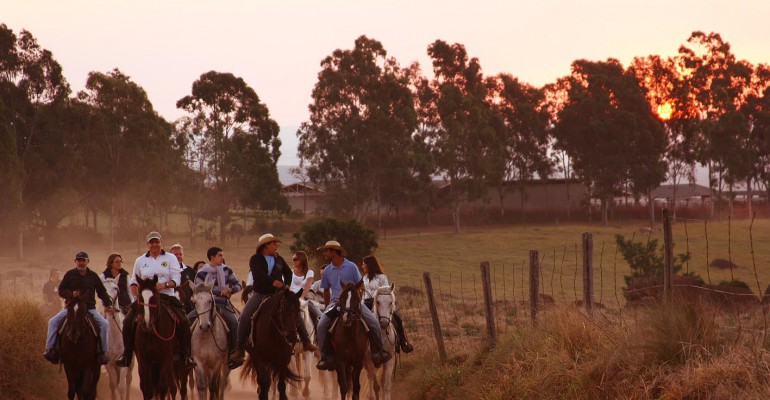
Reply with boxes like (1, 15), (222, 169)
(0, 24), (70, 256)
(737, 64), (770, 216)
(487, 74), (552, 218)
(177, 71), (283, 244)
(676, 31), (753, 217)
(553, 59), (667, 225)
(78, 69), (179, 248)
(415, 40), (498, 232)
(297, 35), (423, 223)
(0, 101), (22, 237)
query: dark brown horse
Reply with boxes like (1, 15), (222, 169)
(332, 281), (369, 400)
(241, 287), (303, 400)
(134, 275), (180, 399)
(60, 289), (101, 400)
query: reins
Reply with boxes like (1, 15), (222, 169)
(137, 292), (176, 341)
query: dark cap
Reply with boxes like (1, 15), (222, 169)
(74, 251), (89, 260)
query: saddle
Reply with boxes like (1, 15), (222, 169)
(58, 312), (99, 338)
(247, 295), (272, 347)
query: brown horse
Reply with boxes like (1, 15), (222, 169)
(134, 275), (180, 399)
(332, 281), (369, 400)
(60, 289), (101, 400)
(241, 287), (303, 400)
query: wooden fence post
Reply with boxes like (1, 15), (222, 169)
(663, 208), (673, 301)
(582, 232), (594, 313)
(480, 261), (496, 348)
(423, 272), (447, 363)
(529, 250), (540, 326)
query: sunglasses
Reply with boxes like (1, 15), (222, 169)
(291, 257), (299, 261)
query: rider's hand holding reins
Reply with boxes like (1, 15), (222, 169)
(219, 288), (232, 298)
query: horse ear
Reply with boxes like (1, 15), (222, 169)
(65, 289), (73, 299)
(390, 282), (395, 291)
(355, 279), (364, 290)
(151, 275), (159, 286)
(205, 281), (215, 291)
(241, 280), (246, 287)
(295, 288), (304, 298)
(136, 275), (145, 286)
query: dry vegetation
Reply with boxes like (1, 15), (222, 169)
(0, 296), (65, 400)
(397, 301), (770, 400)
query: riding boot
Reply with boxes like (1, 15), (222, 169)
(297, 319), (317, 352)
(366, 330), (392, 368)
(114, 305), (136, 367)
(315, 336), (336, 371)
(177, 316), (197, 369)
(392, 311), (414, 353)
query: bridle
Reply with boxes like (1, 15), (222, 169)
(136, 289), (176, 341)
(339, 289), (362, 327)
(272, 292), (299, 352)
(194, 290), (227, 351)
(374, 292), (394, 325)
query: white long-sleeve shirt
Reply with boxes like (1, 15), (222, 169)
(130, 250), (181, 298)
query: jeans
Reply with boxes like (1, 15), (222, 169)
(236, 292), (267, 350)
(46, 308), (109, 353)
(317, 301), (383, 355)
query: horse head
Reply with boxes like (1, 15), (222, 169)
(135, 275), (159, 329)
(373, 283), (396, 329)
(64, 289), (92, 341)
(240, 280), (253, 304)
(339, 280), (364, 327)
(192, 282), (216, 331)
(278, 288), (302, 338)
(102, 278), (120, 308)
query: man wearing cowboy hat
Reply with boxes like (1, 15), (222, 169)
(230, 233), (318, 368)
(315, 240), (392, 371)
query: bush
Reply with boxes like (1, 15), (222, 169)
(616, 234), (692, 297)
(0, 297), (64, 399)
(290, 218), (377, 267)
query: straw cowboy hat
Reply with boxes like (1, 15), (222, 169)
(256, 233), (283, 249)
(316, 240), (346, 255)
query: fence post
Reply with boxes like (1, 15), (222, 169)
(480, 261), (496, 348)
(423, 272), (447, 363)
(663, 208), (673, 301)
(529, 250), (540, 326)
(582, 232), (594, 313)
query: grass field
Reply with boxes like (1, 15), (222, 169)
(2, 217), (770, 399)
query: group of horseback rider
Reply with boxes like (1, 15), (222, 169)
(42, 231), (413, 372)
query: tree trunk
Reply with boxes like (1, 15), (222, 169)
(109, 196), (115, 251)
(498, 184), (505, 218)
(452, 202), (461, 233)
(647, 188), (655, 226)
(220, 212), (227, 246)
(601, 196), (609, 226)
(708, 162), (715, 218)
(747, 177), (753, 218)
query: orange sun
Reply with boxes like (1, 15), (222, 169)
(657, 102), (673, 121)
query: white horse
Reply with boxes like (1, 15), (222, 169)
(191, 282), (230, 400)
(101, 278), (133, 400)
(368, 284), (397, 400)
(287, 298), (315, 400)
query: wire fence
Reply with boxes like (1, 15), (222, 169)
(395, 211), (770, 358)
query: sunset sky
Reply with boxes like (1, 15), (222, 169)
(3, 0), (770, 165)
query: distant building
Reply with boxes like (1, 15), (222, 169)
(280, 182), (326, 214)
(650, 183), (712, 206)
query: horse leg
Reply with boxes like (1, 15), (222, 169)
(382, 356), (394, 400)
(362, 358), (378, 400)
(278, 372), (288, 400)
(352, 366), (363, 400)
(63, 364), (76, 400)
(336, 365), (348, 400)
(194, 366), (206, 400)
(257, 369), (270, 400)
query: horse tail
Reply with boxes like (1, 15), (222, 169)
(239, 354), (258, 382)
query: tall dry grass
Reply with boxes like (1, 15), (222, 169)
(399, 301), (770, 400)
(0, 296), (65, 400)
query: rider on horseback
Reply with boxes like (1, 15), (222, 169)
(187, 246), (241, 367)
(229, 233), (317, 368)
(114, 231), (197, 369)
(314, 241), (393, 371)
(43, 251), (113, 366)
(362, 255), (414, 353)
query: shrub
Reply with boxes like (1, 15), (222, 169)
(290, 218), (377, 267)
(0, 297), (63, 399)
(616, 234), (692, 297)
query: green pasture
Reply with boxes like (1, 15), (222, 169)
(3, 218), (770, 307)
